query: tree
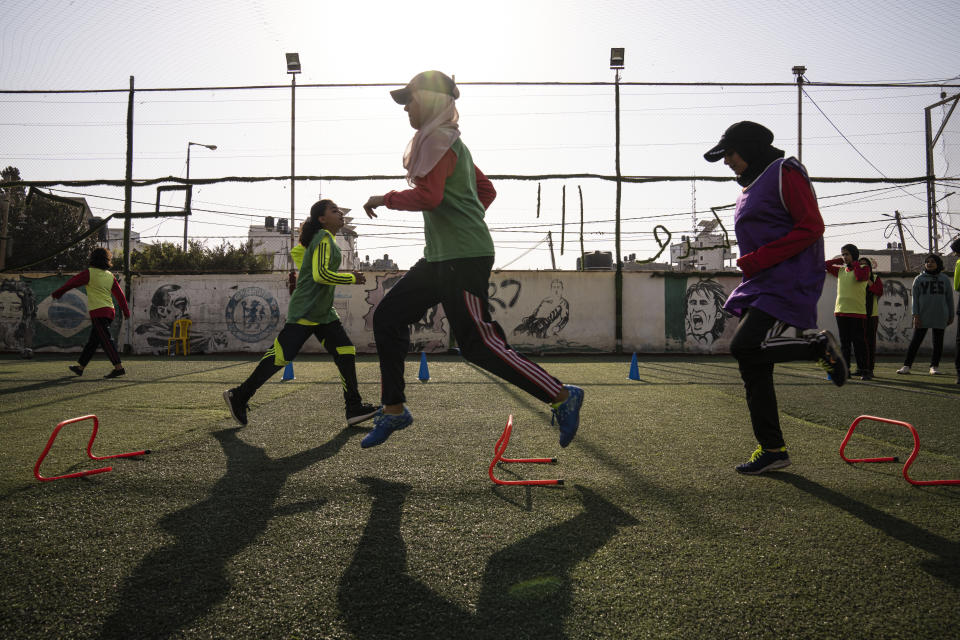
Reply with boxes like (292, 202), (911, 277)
(2, 166), (96, 271)
(1, 167), (26, 213)
(118, 240), (273, 273)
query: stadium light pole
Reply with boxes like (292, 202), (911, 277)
(792, 65), (806, 163)
(610, 47), (624, 355)
(286, 53), (301, 266)
(184, 141), (217, 251)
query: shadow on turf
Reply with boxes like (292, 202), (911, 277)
(96, 425), (363, 640)
(0, 375), (80, 398)
(770, 472), (960, 589)
(338, 478), (638, 639)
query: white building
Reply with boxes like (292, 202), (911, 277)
(101, 227), (146, 256)
(249, 211), (359, 271)
(670, 219), (737, 271)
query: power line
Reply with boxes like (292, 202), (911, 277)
(802, 86), (926, 203)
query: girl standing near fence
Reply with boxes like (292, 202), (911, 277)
(896, 254), (954, 375)
(860, 257), (883, 380)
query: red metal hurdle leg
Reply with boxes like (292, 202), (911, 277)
(34, 415), (151, 482)
(489, 415), (563, 486)
(839, 415), (960, 486)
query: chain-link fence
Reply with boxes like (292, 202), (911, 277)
(2, 79), (959, 274)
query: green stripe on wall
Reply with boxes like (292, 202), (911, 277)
(664, 276), (688, 345)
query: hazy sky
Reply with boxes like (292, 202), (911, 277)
(2, 0), (958, 269)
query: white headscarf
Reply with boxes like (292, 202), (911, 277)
(402, 90), (460, 186)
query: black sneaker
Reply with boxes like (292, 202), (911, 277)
(346, 403), (380, 426)
(104, 368), (126, 379)
(860, 371), (873, 381)
(814, 330), (847, 387)
(223, 388), (249, 426)
(69, 365), (84, 377)
(735, 445), (791, 475)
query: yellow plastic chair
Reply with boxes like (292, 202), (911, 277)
(167, 318), (192, 356)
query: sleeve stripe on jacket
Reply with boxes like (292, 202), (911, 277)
(312, 235), (355, 285)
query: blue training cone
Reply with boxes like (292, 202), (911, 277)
(282, 362), (295, 381)
(628, 353), (640, 381)
(418, 351), (430, 382)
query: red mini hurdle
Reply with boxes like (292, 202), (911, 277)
(34, 414), (151, 482)
(839, 414), (960, 486)
(489, 415), (563, 486)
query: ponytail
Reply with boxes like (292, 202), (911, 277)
(299, 217), (321, 247)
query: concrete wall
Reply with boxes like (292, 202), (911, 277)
(1, 270), (955, 357)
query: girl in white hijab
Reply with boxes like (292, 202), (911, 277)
(402, 89), (460, 186)
(360, 70), (584, 451)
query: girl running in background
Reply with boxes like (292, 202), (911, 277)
(52, 247), (130, 378)
(223, 199), (378, 427)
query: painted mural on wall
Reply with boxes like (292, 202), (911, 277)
(663, 276), (735, 352)
(133, 284), (229, 354)
(3, 271), (954, 356)
(684, 279), (731, 348)
(876, 279), (912, 346)
(361, 273), (449, 353)
(512, 278), (569, 338)
(1, 275), (121, 354)
(490, 274), (602, 353)
(224, 286), (281, 344)
(0, 278), (37, 354)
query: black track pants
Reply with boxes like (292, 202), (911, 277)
(373, 257), (564, 406)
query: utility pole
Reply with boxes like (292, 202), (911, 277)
(690, 179), (697, 237)
(123, 75), (134, 352)
(894, 210), (910, 271)
(579, 185), (585, 272)
(547, 231), (556, 269)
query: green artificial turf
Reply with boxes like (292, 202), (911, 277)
(0, 354), (958, 639)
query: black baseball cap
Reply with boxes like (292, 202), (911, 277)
(704, 121), (775, 162)
(390, 70), (459, 105)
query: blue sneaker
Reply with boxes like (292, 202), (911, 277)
(552, 385), (584, 448)
(361, 408), (413, 449)
(735, 445), (791, 475)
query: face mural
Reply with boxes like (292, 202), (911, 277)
(0, 290), (24, 349)
(877, 279), (911, 343)
(0, 280), (37, 353)
(684, 279), (728, 347)
(0, 290), (22, 323)
(134, 283), (228, 354)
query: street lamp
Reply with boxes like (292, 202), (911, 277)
(185, 141), (217, 251)
(792, 65), (806, 163)
(286, 52), (301, 265)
